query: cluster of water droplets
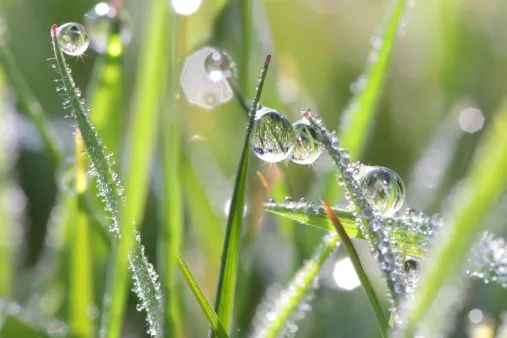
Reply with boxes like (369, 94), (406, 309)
(468, 232), (507, 287)
(84, 2), (131, 53)
(300, 109), (408, 300)
(250, 107), (323, 164)
(180, 47), (236, 110)
(129, 231), (163, 338)
(56, 22), (90, 56)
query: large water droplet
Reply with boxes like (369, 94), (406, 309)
(250, 107), (296, 163)
(56, 22), (90, 56)
(357, 165), (405, 216)
(180, 46), (233, 110)
(290, 118), (322, 164)
(84, 2), (132, 53)
(204, 50), (236, 82)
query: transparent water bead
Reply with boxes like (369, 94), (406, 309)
(250, 107), (296, 163)
(84, 2), (132, 53)
(356, 165), (405, 216)
(290, 118), (322, 164)
(56, 22), (89, 56)
(180, 46), (233, 110)
(204, 49), (236, 82)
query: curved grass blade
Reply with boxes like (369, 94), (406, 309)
(400, 98), (507, 337)
(213, 55), (272, 336)
(177, 254), (229, 338)
(68, 130), (94, 338)
(251, 232), (338, 338)
(322, 200), (388, 337)
(323, 0), (407, 201)
(0, 44), (62, 165)
(50, 23), (163, 338)
(88, 15), (125, 158)
(264, 201), (428, 257)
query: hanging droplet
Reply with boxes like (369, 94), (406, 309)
(84, 2), (131, 53)
(204, 50), (236, 82)
(250, 107), (296, 163)
(404, 258), (418, 273)
(357, 165), (405, 216)
(56, 22), (89, 56)
(290, 118), (322, 164)
(180, 46), (233, 110)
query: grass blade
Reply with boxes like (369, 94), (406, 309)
(177, 254), (229, 338)
(88, 15), (125, 158)
(252, 232), (338, 338)
(323, 0), (407, 201)
(264, 201), (428, 257)
(0, 44), (62, 165)
(400, 98), (507, 337)
(50, 21), (163, 338)
(322, 200), (388, 337)
(69, 130), (94, 338)
(213, 55), (272, 335)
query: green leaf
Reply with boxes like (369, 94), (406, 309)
(213, 55), (272, 336)
(264, 201), (427, 257)
(322, 200), (388, 337)
(323, 0), (407, 201)
(177, 254), (229, 338)
(402, 98), (507, 336)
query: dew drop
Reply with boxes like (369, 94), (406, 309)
(404, 258), (418, 273)
(84, 2), (132, 53)
(56, 22), (90, 56)
(290, 118), (322, 165)
(204, 50), (236, 82)
(356, 165), (405, 216)
(250, 107), (296, 163)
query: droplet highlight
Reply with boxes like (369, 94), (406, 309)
(356, 165), (405, 216)
(204, 50), (236, 82)
(290, 117), (322, 164)
(56, 22), (90, 56)
(250, 107), (296, 163)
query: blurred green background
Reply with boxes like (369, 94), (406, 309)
(1, 0), (507, 337)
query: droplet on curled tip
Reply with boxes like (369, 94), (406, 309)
(355, 165), (406, 216)
(290, 117), (322, 165)
(204, 50), (236, 82)
(56, 22), (89, 56)
(250, 106), (296, 163)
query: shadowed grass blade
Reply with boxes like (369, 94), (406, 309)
(401, 98), (507, 337)
(177, 254), (229, 338)
(213, 55), (272, 336)
(323, 0), (407, 201)
(322, 200), (388, 337)
(69, 130), (94, 338)
(0, 44), (62, 165)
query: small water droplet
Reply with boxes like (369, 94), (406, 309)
(56, 22), (90, 56)
(204, 50), (236, 82)
(404, 258), (418, 273)
(290, 117), (322, 165)
(356, 165), (405, 216)
(250, 107), (296, 163)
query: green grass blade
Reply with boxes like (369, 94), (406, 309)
(99, 0), (171, 336)
(213, 55), (272, 335)
(323, 0), (407, 201)
(0, 44), (62, 165)
(50, 22), (163, 338)
(264, 201), (427, 257)
(68, 130), (94, 338)
(88, 16), (125, 158)
(322, 200), (388, 337)
(158, 13), (183, 337)
(401, 98), (507, 337)
(177, 254), (229, 338)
